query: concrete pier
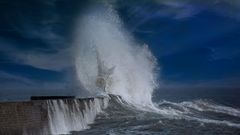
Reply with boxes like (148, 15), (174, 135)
(0, 97), (107, 135)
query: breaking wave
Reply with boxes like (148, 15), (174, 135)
(156, 99), (240, 117)
(74, 4), (158, 108)
(73, 2), (240, 132)
(156, 99), (240, 128)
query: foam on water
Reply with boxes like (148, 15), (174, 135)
(156, 100), (240, 117)
(181, 100), (240, 117)
(156, 99), (240, 128)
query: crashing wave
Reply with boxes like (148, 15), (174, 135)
(155, 99), (240, 128)
(73, 2), (240, 131)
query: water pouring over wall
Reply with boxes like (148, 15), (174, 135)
(0, 97), (109, 135)
(47, 98), (109, 134)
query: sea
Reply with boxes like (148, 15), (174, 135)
(71, 88), (240, 135)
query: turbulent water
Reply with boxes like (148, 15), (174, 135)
(59, 3), (240, 135)
(69, 95), (240, 135)
(45, 98), (109, 135)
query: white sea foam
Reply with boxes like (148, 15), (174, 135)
(183, 115), (240, 128)
(156, 99), (240, 128)
(181, 100), (240, 117)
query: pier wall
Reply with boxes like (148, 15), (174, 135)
(0, 97), (107, 135)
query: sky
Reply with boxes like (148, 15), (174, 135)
(0, 0), (240, 97)
(116, 0), (240, 88)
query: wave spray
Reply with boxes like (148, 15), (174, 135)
(72, 3), (240, 130)
(74, 5), (158, 108)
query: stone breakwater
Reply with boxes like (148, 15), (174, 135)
(0, 97), (109, 135)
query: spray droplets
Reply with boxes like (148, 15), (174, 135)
(75, 5), (159, 108)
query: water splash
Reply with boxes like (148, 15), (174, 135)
(73, 4), (240, 130)
(74, 5), (159, 108)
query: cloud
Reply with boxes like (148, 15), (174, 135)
(0, 39), (74, 71)
(0, 71), (33, 85)
(0, 0), (81, 71)
(159, 0), (202, 19)
(157, 0), (240, 19)
(0, 0), (91, 96)
(0, 70), (73, 99)
(17, 48), (75, 71)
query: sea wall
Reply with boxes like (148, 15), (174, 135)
(0, 97), (108, 135)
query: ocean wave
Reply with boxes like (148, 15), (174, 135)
(108, 96), (240, 128)
(181, 99), (240, 117)
(152, 99), (240, 128)
(156, 99), (240, 117)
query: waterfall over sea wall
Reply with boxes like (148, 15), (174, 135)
(47, 97), (109, 134)
(0, 97), (109, 135)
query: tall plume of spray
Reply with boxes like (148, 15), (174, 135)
(74, 4), (159, 108)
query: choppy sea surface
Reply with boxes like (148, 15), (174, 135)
(72, 88), (240, 135)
